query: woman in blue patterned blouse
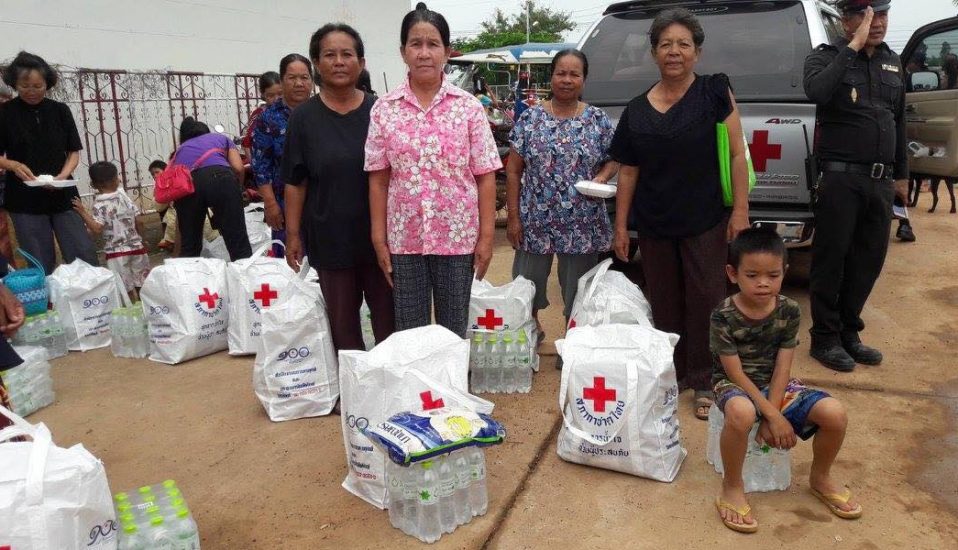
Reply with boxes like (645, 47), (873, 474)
(251, 53), (312, 255)
(505, 49), (618, 349)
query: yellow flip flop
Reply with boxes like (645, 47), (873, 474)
(715, 497), (759, 534)
(810, 487), (863, 520)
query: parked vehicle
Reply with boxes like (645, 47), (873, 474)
(580, 0), (848, 249)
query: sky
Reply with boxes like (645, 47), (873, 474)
(424, 0), (957, 52)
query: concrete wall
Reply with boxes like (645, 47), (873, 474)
(0, 0), (410, 93)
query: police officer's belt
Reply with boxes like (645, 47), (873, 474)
(821, 161), (894, 180)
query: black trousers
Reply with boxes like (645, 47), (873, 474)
(809, 171), (894, 347)
(174, 165), (252, 261)
(637, 217), (729, 392)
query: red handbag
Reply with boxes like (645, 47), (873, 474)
(154, 147), (223, 203)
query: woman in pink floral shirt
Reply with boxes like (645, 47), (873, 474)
(365, 3), (501, 337)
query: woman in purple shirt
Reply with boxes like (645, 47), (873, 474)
(170, 117), (251, 260)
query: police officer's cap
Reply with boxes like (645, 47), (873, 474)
(836, 0), (891, 14)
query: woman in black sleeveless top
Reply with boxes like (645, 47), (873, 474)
(609, 9), (751, 420)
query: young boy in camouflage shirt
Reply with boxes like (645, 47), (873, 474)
(710, 228), (861, 533)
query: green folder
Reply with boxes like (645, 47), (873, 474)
(717, 123), (756, 207)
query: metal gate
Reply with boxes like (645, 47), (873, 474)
(50, 69), (263, 210)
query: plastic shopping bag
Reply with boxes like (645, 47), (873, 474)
(0, 405), (118, 549)
(141, 257), (229, 365)
(47, 259), (124, 351)
(556, 324), (686, 482)
(253, 262), (339, 421)
(338, 325), (492, 509)
(567, 259), (653, 329)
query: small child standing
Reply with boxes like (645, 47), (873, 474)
(73, 161), (150, 302)
(710, 228), (861, 534)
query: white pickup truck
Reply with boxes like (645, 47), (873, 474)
(579, 0), (958, 247)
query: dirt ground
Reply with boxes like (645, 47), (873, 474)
(24, 191), (958, 549)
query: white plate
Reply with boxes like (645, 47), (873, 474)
(23, 179), (78, 188)
(574, 180), (617, 199)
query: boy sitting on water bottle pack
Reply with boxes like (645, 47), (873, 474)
(709, 228), (861, 534)
(73, 161), (150, 302)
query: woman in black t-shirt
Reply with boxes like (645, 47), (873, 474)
(609, 9), (750, 421)
(0, 52), (97, 273)
(282, 24), (394, 353)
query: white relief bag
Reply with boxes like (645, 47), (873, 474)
(226, 241), (297, 355)
(338, 325), (492, 509)
(567, 258), (653, 329)
(140, 257), (229, 365)
(556, 324), (686, 482)
(47, 259), (124, 352)
(0, 405), (118, 550)
(253, 260), (339, 421)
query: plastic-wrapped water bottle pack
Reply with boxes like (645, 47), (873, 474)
(1, 346), (55, 417)
(469, 330), (534, 394)
(706, 404), (791, 492)
(110, 306), (149, 359)
(10, 311), (68, 360)
(113, 480), (200, 550)
(363, 407), (504, 544)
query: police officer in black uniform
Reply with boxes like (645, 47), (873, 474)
(803, 0), (908, 372)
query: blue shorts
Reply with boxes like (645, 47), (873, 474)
(713, 378), (830, 440)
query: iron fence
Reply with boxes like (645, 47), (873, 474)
(49, 69), (262, 211)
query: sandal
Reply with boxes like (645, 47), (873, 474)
(715, 497), (758, 534)
(810, 487), (863, 519)
(694, 390), (713, 421)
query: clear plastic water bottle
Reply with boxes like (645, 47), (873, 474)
(135, 312), (149, 358)
(110, 310), (126, 358)
(417, 460), (442, 543)
(516, 330), (533, 393)
(470, 333), (486, 393)
(50, 311), (68, 358)
(485, 334), (501, 394)
(171, 507), (200, 550)
(118, 523), (149, 550)
(386, 461), (406, 531)
(502, 332), (518, 393)
(400, 461), (420, 536)
(437, 455), (457, 534)
(146, 515), (177, 549)
(467, 447), (488, 517)
(453, 450), (472, 525)
(360, 301), (375, 351)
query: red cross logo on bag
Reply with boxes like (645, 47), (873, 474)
(476, 309), (503, 330)
(198, 288), (219, 310)
(420, 391), (445, 411)
(253, 283), (278, 307)
(583, 377), (617, 413)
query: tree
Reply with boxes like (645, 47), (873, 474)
(453, 1), (574, 53)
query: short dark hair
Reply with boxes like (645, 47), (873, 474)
(1, 51), (59, 89)
(401, 3), (451, 48)
(258, 71), (280, 95)
(148, 160), (167, 172)
(649, 8), (705, 50)
(551, 49), (589, 79)
(309, 23), (366, 61)
(280, 53), (312, 78)
(88, 161), (119, 188)
(729, 227), (787, 268)
(179, 116), (210, 144)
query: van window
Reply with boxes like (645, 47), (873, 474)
(581, 2), (811, 104)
